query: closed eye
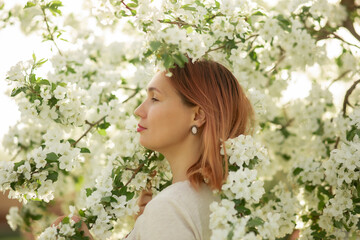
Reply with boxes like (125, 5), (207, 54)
(151, 98), (158, 102)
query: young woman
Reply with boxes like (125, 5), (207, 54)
(125, 58), (254, 239)
(54, 58), (254, 240)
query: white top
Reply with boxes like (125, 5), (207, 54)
(124, 180), (220, 240)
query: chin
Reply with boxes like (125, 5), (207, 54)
(139, 139), (156, 151)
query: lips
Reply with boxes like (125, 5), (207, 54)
(137, 124), (147, 132)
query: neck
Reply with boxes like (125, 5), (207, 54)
(160, 135), (202, 184)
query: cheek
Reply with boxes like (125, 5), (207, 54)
(144, 104), (191, 142)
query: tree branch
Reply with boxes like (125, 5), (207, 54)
(122, 88), (140, 103)
(41, 7), (63, 56)
(328, 70), (352, 88)
(124, 163), (145, 187)
(205, 40), (243, 54)
(11, 148), (23, 161)
(340, 0), (360, 42)
(158, 18), (197, 28)
(266, 48), (286, 76)
(342, 79), (360, 117)
(71, 116), (107, 147)
(332, 33), (360, 50)
(120, 0), (135, 13)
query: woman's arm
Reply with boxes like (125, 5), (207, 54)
(134, 189), (153, 220)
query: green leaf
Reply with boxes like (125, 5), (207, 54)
(30, 73), (36, 83)
(335, 56), (343, 68)
(186, 26), (193, 34)
(101, 196), (117, 203)
(86, 188), (96, 197)
(252, 10), (266, 16)
(346, 126), (360, 141)
(46, 0), (63, 16)
(235, 205), (251, 215)
(143, 49), (153, 58)
(333, 219), (343, 229)
(37, 79), (50, 85)
(354, 205), (360, 214)
(126, 191), (135, 201)
(11, 87), (27, 97)
(47, 171), (59, 182)
(246, 217), (265, 228)
(127, 3), (138, 8)
(313, 119), (324, 136)
(173, 54), (186, 68)
(74, 220), (82, 230)
(162, 53), (174, 69)
(51, 83), (57, 91)
(276, 14), (291, 32)
(35, 59), (48, 67)
(46, 152), (59, 162)
(62, 216), (70, 224)
(80, 148), (91, 153)
(78, 209), (85, 217)
(181, 4), (197, 11)
(149, 41), (161, 51)
(305, 185), (316, 192)
(67, 138), (76, 145)
(318, 200), (325, 211)
(97, 129), (106, 136)
(10, 182), (16, 191)
(227, 229), (234, 240)
(293, 167), (303, 176)
(318, 186), (332, 198)
(24, 2), (36, 8)
(14, 160), (25, 171)
(30, 214), (42, 220)
(99, 122), (110, 130)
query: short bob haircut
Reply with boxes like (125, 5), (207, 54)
(168, 58), (254, 192)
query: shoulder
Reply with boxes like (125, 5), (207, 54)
(127, 181), (220, 240)
(151, 180), (217, 206)
(144, 180), (219, 220)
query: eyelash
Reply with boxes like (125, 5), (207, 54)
(151, 97), (158, 102)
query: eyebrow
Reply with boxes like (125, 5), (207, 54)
(147, 87), (161, 94)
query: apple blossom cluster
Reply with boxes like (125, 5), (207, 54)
(209, 135), (272, 239)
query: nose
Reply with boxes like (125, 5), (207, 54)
(134, 101), (146, 118)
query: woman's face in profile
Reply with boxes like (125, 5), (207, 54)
(134, 71), (195, 153)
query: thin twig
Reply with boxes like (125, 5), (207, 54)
(266, 51), (285, 75)
(332, 33), (360, 50)
(124, 151), (156, 187)
(71, 116), (107, 147)
(328, 70), (351, 88)
(124, 163), (145, 187)
(120, 0), (134, 13)
(10, 148), (23, 161)
(158, 18), (197, 28)
(334, 136), (340, 149)
(122, 88), (140, 103)
(41, 7), (63, 56)
(340, 0), (360, 42)
(206, 40), (243, 54)
(342, 79), (360, 117)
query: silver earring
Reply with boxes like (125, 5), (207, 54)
(191, 125), (198, 135)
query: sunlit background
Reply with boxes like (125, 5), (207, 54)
(0, 0), (358, 238)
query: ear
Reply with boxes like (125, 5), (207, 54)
(192, 106), (206, 127)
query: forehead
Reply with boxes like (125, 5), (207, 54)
(147, 71), (174, 95)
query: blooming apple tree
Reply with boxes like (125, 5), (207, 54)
(1, 0), (360, 239)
